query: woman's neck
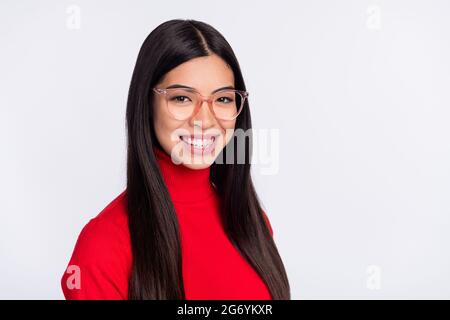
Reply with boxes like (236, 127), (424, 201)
(153, 146), (216, 203)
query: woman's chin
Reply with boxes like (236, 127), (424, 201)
(175, 137), (222, 166)
(181, 160), (212, 170)
(180, 149), (218, 168)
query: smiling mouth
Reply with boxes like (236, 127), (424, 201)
(179, 135), (217, 149)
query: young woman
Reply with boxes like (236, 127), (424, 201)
(61, 19), (290, 300)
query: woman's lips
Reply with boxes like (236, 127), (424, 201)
(179, 135), (218, 154)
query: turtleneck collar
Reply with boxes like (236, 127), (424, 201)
(153, 146), (217, 203)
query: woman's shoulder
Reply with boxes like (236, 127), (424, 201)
(76, 190), (130, 256)
(61, 190), (132, 299)
(91, 189), (129, 232)
(261, 208), (274, 237)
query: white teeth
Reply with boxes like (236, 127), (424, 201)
(181, 136), (214, 148)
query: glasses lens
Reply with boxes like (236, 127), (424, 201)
(165, 89), (198, 120)
(213, 90), (242, 120)
(163, 88), (245, 120)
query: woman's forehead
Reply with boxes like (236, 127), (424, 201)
(159, 55), (234, 93)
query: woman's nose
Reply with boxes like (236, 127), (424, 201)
(189, 99), (216, 128)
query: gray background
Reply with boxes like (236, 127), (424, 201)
(1, 0), (449, 299)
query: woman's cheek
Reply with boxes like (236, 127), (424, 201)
(154, 116), (179, 153)
(225, 123), (236, 146)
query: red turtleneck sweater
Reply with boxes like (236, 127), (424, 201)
(61, 147), (274, 300)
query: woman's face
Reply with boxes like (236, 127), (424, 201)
(153, 54), (237, 169)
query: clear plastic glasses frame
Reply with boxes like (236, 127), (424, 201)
(152, 87), (249, 121)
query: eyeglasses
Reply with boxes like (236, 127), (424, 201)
(152, 87), (249, 121)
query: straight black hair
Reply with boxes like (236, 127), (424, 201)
(125, 19), (290, 299)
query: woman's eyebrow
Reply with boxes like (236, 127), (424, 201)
(165, 83), (235, 93)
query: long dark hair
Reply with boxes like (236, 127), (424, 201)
(125, 19), (290, 299)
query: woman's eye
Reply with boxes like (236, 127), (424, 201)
(217, 97), (233, 104)
(172, 96), (190, 103)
